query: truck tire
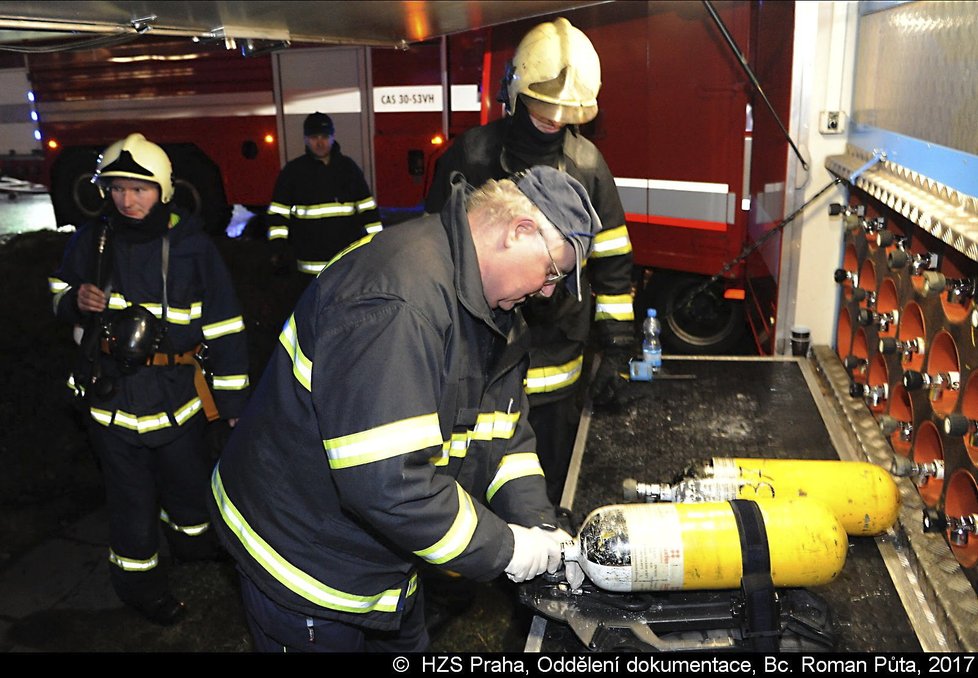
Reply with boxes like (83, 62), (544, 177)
(650, 272), (746, 355)
(164, 144), (233, 236)
(50, 147), (105, 228)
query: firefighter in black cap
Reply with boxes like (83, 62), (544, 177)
(49, 132), (251, 625)
(265, 112), (383, 303)
(210, 166), (597, 652)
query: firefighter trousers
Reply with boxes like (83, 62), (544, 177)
(88, 415), (220, 606)
(529, 393), (583, 507)
(238, 570), (429, 652)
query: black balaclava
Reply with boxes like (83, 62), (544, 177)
(502, 96), (566, 171)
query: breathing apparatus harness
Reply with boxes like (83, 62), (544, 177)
(80, 220), (219, 420)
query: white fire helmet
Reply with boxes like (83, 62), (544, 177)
(93, 133), (174, 203)
(506, 17), (602, 125)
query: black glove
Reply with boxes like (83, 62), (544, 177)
(588, 347), (634, 409)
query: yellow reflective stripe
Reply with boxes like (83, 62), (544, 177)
(268, 226), (289, 240)
(279, 315), (312, 391)
(365, 222), (383, 234)
(486, 452), (545, 503)
(108, 293), (128, 310)
(211, 466), (410, 614)
(431, 410), (521, 466)
(164, 303), (203, 325)
(524, 354), (584, 394)
(267, 202), (291, 216)
(293, 202), (357, 218)
(324, 232), (377, 270)
(594, 293), (635, 322)
(324, 413), (442, 470)
(414, 484), (477, 565)
(357, 197), (377, 212)
(109, 549), (158, 571)
(471, 411), (519, 442)
(89, 397), (201, 431)
(67, 374), (85, 397)
(203, 315), (245, 339)
(432, 433), (469, 466)
(160, 509), (210, 536)
(212, 374), (250, 391)
(592, 224), (632, 257)
(297, 260), (327, 275)
(104, 409), (170, 433)
(49, 277), (69, 293)
(103, 298), (202, 325)
(174, 397), (202, 424)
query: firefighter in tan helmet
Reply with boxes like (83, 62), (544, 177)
(504, 16), (602, 126)
(423, 16), (636, 630)
(49, 132), (251, 626)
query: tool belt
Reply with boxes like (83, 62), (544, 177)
(100, 340), (220, 422)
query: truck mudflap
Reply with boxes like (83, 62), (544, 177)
(518, 576), (836, 653)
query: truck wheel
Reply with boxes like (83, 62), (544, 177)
(165, 144), (232, 236)
(50, 147), (105, 228)
(652, 273), (746, 355)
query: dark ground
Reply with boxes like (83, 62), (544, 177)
(0, 229), (526, 652)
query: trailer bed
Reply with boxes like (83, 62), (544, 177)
(526, 351), (974, 652)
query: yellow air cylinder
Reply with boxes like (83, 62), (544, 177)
(563, 499), (847, 592)
(624, 457), (900, 537)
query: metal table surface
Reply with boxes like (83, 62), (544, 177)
(525, 355), (928, 653)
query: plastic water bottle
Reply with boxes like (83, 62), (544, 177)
(642, 308), (662, 372)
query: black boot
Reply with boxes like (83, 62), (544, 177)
(131, 592), (187, 626)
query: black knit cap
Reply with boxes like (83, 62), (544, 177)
(303, 112), (334, 136)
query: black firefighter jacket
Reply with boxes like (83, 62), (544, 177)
(49, 209), (250, 447)
(210, 180), (558, 631)
(266, 141), (383, 275)
(424, 118), (635, 406)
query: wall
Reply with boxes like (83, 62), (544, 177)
(823, 0), (978, 591)
(778, 1), (859, 353)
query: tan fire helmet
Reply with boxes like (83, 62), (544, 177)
(93, 133), (174, 203)
(506, 17), (602, 125)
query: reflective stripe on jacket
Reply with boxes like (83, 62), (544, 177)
(212, 182), (556, 631)
(50, 210), (250, 447)
(266, 142), (383, 275)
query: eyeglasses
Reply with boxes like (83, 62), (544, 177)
(538, 227), (569, 286)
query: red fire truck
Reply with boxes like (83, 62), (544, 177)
(18, 1), (793, 355)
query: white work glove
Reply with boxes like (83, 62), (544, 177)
(505, 525), (563, 583)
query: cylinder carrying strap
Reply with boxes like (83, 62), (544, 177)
(728, 499), (779, 652)
(98, 340), (219, 422)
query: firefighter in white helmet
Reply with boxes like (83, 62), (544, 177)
(504, 15), (602, 126)
(426, 17), (636, 507)
(48, 133), (251, 626)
